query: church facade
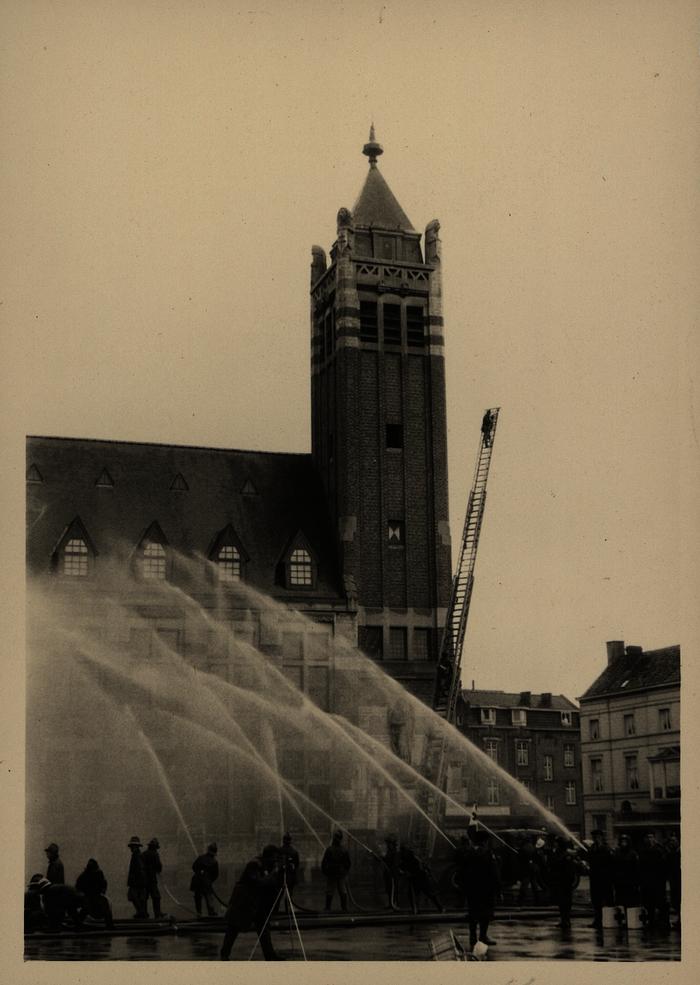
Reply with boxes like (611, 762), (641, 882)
(25, 132), (454, 883)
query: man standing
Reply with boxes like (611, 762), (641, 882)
(142, 837), (164, 919)
(126, 835), (148, 919)
(587, 829), (615, 929)
(398, 843), (444, 914)
(462, 829), (499, 950)
(665, 835), (681, 926)
(321, 831), (351, 913)
(279, 833), (300, 909)
(613, 834), (640, 910)
(191, 842), (220, 917)
(638, 832), (669, 928)
(548, 838), (577, 929)
(220, 845), (284, 961)
(382, 835), (401, 908)
(44, 842), (65, 884)
(517, 835), (541, 905)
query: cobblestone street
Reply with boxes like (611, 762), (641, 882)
(25, 917), (681, 961)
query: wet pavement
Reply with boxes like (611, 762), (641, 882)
(25, 918), (681, 961)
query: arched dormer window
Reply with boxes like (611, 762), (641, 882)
(51, 517), (98, 578)
(143, 542), (166, 579)
(208, 525), (248, 583)
(136, 522), (169, 581)
(279, 532), (317, 590)
(289, 549), (312, 586)
(217, 544), (241, 581)
(64, 538), (89, 576)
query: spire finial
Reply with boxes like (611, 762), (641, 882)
(362, 123), (383, 167)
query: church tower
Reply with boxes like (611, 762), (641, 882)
(310, 129), (452, 698)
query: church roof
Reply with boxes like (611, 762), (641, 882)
(579, 645), (680, 701)
(352, 165), (416, 231)
(26, 435), (343, 600)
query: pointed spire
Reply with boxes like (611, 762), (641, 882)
(362, 123), (383, 167)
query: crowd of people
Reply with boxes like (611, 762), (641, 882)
(587, 830), (681, 930)
(25, 826), (681, 958)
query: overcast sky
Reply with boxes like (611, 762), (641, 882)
(4, 0), (699, 701)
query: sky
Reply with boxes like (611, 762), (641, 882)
(3, 0), (699, 702)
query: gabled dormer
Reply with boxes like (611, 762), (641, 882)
(51, 516), (98, 577)
(208, 524), (249, 583)
(278, 531), (317, 590)
(135, 521), (169, 581)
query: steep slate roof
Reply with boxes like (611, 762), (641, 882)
(26, 435), (343, 600)
(352, 165), (415, 231)
(460, 689), (578, 712)
(579, 645), (680, 701)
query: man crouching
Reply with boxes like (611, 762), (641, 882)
(220, 845), (284, 961)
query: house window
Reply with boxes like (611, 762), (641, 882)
(386, 423), (403, 449)
(543, 755), (553, 782)
(130, 627), (152, 659)
(625, 754), (639, 791)
(592, 814), (607, 834)
(624, 713), (636, 736)
(519, 778), (531, 802)
(560, 711), (572, 726)
(282, 631), (304, 659)
(565, 781), (577, 805)
(487, 779), (499, 805)
(412, 628), (432, 661)
(481, 708), (496, 725)
(591, 757), (604, 792)
(63, 538), (89, 577)
(289, 549), (312, 586)
(358, 626), (383, 659)
(389, 627), (407, 660)
(650, 752), (680, 800)
(156, 627), (181, 655)
(387, 520), (404, 546)
(143, 542), (166, 580)
(217, 545), (241, 582)
(512, 709), (527, 726)
(589, 718), (600, 740)
(485, 739), (499, 763)
(307, 665), (330, 712)
(383, 303), (402, 345)
(564, 743), (575, 768)
(659, 708), (671, 731)
(516, 740), (529, 766)
(406, 306), (425, 347)
(545, 794), (554, 811)
(359, 300), (378, 343)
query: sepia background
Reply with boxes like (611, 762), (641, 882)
(2, 0), (699, 982)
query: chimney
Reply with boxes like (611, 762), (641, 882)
(625, 645), (643, 656)
(471, 680), (475, 691)
(606, 640), (625, 664)
(539, 692), (552, 708)
(519, 691), (531, 707)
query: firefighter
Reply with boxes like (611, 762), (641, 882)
(321, 831), (351, 912)
(142, 837), (164, 919)
(220, 845), (284, 961)
(587, 829), (615, 929)
(191, 842), (220, 917)
(126, 835), (148, 918)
